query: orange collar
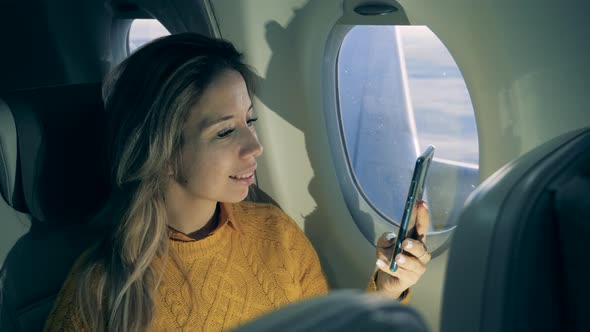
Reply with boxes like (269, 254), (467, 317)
(167, 202), (240, 241)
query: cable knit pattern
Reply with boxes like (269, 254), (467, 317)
(44, 202), (329, 331)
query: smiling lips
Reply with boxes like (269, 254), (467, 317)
(231, 172), (254, 179)
(230, 166), (256, 185)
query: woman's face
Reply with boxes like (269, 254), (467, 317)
(174, 69), (263, 203)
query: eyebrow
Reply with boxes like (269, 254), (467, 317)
(201, 104), (254, 130)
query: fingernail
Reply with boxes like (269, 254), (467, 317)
(386, 232), (396, 241)
(396, 254), (405, 264)
(404, 240), (413, 249)
(376, 259), (387, 269)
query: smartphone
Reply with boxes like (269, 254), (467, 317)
(389, 145), (435, 272)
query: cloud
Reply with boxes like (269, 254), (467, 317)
(397, 27), (479, 163)
(408, 78), (475, 116)
(418, 132), (479, 164)
(398, 26), (458, 69)
(128, 19), (171, 51)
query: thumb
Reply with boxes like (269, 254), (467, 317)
(414, 200), (430, 243)
(377, 232), (397, 249)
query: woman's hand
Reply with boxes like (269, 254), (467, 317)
(374, 200), (431, 299)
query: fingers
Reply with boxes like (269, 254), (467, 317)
(376, 245), (392, 267)
(394, 253), (426, 275)
(375, 242), (429, 296)
(376, 252), (426, 277)
(376, 232), (397, 274)
(374, 205), (432, 297)
(375, 256), (422, 290)
(401, 239), (431, 264)
(414, 200), (430, 243)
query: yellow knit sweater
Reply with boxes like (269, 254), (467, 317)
(44, 202), (330, 331)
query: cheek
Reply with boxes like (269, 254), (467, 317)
(181, 141), (233, 182)
(179, 141), (208, 180)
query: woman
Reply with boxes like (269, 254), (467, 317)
(44, 33), (431, 331)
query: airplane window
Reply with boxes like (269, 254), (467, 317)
(337, 25), (479, 231)
(128, 19), (170, 53)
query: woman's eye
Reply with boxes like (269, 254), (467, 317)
(216, 117), (257, 138)
(246, 117), (259, 126)
(217, 128), (235, 138)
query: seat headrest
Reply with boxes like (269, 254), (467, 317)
(441, 127), (590, 332)
(0, 98), (21, 209)
(234, 290), (429, 332)
(0, 83), (111, 223)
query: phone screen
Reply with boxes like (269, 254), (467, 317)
(389, 145), (435, 272)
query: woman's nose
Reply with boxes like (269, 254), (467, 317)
(240, 128), (263, 159)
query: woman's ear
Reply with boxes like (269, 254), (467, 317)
(168, 151), (183, 178)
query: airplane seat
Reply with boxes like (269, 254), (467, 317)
(234, 290), (429, 332)
(441, 128), (590, 332)
(0, 83), (111, 332)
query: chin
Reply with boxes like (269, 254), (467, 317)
(222, 189), (250, 203)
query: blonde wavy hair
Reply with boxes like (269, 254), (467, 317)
(75, 33), (257, 331)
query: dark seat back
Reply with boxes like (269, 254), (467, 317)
(441, 128), (590, 332)
(0, 83), (110, 331)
